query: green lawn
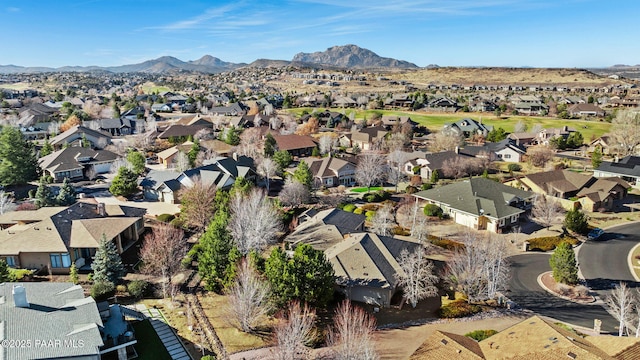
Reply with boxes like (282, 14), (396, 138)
(131, 320), (172, 360)
(140, 82), (172, 95)
(286, 108), (612, 142)
(350, 186), (383, 193)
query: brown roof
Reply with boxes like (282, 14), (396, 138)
(524, 169), (593, 194)
(273, 134), (317, 151)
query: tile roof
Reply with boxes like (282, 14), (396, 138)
(413, 178), (535, 220)
(0, 282), (103, 360)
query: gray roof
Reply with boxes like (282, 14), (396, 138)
(49, 125), (112, 147)
(413, 178), (535, 220)
(99, 118), (131, 129)
(0, 282), (103, 360)
(286, 208), (366, 251)
(326, 233), (421, 289)
(39, 147), (119, 174)
(595, 156), (640, 177)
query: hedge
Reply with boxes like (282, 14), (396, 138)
(353, 208), (364, 215)
(342, 204), (357, 213)
(438, 300), (482, 318)
(363, 190), (392, 203)
(528, 235), (579, 252)
(128, 280), (150, 299)
(156, 213), (175, 222)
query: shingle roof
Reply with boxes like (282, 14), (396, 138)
(285, 208), (366, 251)
(39, 147), (119, 174)
(325, 233), (420, 290)
(596, 156), (640, 177)
(413, 178), (534, 220)
(0, 282), (103, 360)
(157, 124), (210, 139)
(305, 156), (356, 179)
(49, 125), (112, 146)
(410, 330), (484, 360)
(273, 134), (317, 151)
(524, 169), (594, 195)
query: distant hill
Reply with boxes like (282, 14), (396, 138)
(292, 44), (418, 69)
(244, 59), (291, 68)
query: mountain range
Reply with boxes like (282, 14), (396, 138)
(0, 45), (418, 74)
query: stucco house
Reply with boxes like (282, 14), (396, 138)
(49, 125), (112, 150)
(38, 147), (119, 182)
(594, 155), (640, 189)
(413, 178), (535, 233)
(325, 233), (422, 307)
(305, 156), (357, 188)
(0, 202), (146, 274)
(349, 126), (388, 151)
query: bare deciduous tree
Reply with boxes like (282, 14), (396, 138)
(429, 131), (463, 152)
(606, 282), (635, 337)
(370, 205), (395, 236)
(257, 157), (277, 194)
(140, 223), (186, 299)
(272, 301), (316, 360)
(319, 134), (338, 155)
(110, 158), (131, 174)
(295, 117), (319, 136)
(279, 178), (310, 207)
(611, 110), (640, 156)
(48, 121), (61, 136)
(270, 116), (283, 130)
(236, 127), (263, 159)
(356, 151), (386, 192)
(442, 157), (484, 179)
(229, 188), (281, 255)
(328, 300), (378, 360)
(446, 231), (510, 302)
(395, 247), (439, 308)
(387, 150), (409, 191)
(178, 179), (217, 231)
(227, 259), (272, 333)
(531, 195), (564, 229)
(527, 145), (555, 168)
(0, 191), (16, 215)
(514, 120), (527, 133)
(173, 151), (190, 172)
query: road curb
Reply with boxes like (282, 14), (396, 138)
(536, 272), (597, 305)
(628, 243), (640, 282)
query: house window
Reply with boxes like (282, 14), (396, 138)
(499, 218), (505, 226)
(50, 253), (71, 268)
(511, 215), (518, 223)
(5, 256), (15, 267)
(504, 154), (511, 159)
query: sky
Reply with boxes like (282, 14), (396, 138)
(0, 0), (639, 68)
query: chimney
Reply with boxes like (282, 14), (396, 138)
(12, 285), (29, 308)
(232, 152), (238, 161)
(455, 146), (459, 154)
(97, 203), (106, 216)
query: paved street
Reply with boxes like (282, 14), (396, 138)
(508, 253), (618, 333)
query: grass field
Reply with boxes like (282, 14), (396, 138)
(351, 186), (383, 193)
(140, 82), (172, 94)
(286, 108), (612, 141)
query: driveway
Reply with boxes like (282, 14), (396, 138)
(508, 253), (618, 333)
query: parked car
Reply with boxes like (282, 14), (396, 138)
(587, 228), (605, 241)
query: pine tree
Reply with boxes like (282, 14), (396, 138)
(126, 150), (146, 175)
(591, 147), (603, 169)
(293, 160), (313, 190)
(197, 200), (235, 292)
(56, 177), (76, 206)
(91, 234), (125, 283)
(35, 176), (55, 207)
(109, 167), (139, 197)
(69, 263), (79, 284)
(0, 126), (38, 186)
(549, 241), (579, 285)
(40, 140), (53, 157)
(264, 133), (276, 157)
(188, 138), (200, 167)
(430, 170), (439, 184)
(564, 208), (589, 234)
(0, 259), (10, 282)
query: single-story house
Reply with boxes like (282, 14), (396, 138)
(97, 118), (132, 136)
(155, 141), (195, 169)
(0, 202), (146, 274)
(325, 233), (422, 307)
(157, 124), (211, 141)
(304, 156), (357, 188)
(413, 178), (535, 233)
(568, 103), (605, 117)
(404, 150), (475, 180)
(349, 126), (388, 151)
(587, 135), (613, 155)
(462, 139), (526, 163)
(594, 155), (640, 189)
(140, 155), (255, 203)
(39, 147), (120, 182)
(273, 134), (317, 157)
(443, 118), (492, 138)
(49, 125), (112, 150)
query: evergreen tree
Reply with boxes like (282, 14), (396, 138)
(225, 126), (241, 145)
(126, 150), (146, 175)
(293, 160), (313, 190)
(188, 138), (200, 167)
(564, 208), (589, 234)
(566, 132), (584, 148)
(263, 133), (276, 157)
(430, 170), (439, 184)
(56, 177), (76, 206)
(591, 147), (603, 169)
(91, 234), (125, 283)
(0, 126), (38, 186)
(35, 176), (55, 207)
(265, 244), (335, 307)
(486, 127), (507, 142)
(69, 263), (79, 284)
(40, 140), (53, 157)
(549, 241), (579, 285)
(273, 150), (292, 172)
(0, 259), (9, 282)
(197, 196), (235, 292)
(109, 167), (139, 197)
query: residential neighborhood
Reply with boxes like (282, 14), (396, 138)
(1, 7), (640, 358)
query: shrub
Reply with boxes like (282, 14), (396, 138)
(438, 300), (482, 318)
(405, 185), (418, 194)
(360, 204), (378, 212)
(365, 210), (376, 221)
(156, 213), (175, 223)
(423, 204), (443, 217)
(507, 163), (522, 172)
(337, 203), (346, 210)
(87, 272), (94, 282)
(556, 283), (572, 296)
(421, 183), (432, 191)
(575, 285), (590, 297)
(527, 235), (579, 252)
(127, 280), (150, 299)
(342, 204), (356, 213)
(428, 236), (465, 251)
(363, 190), (392, 203)
(116, 284), (127, 294)
(8, 268), (33, 281)
(91, 281), (115, 301)
(392, 226), (411, 236)
(465, 329), (498, 341)
(353, 208), (364, 215)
